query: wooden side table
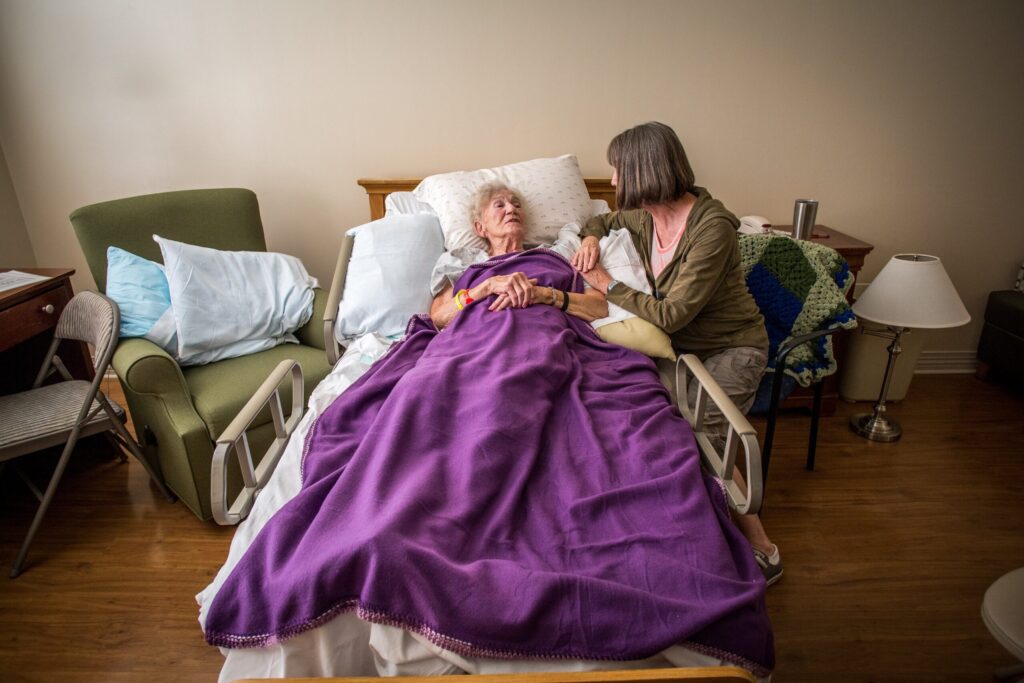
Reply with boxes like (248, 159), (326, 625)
(771, 225), (874, 415)
(0, 268), (95, 395)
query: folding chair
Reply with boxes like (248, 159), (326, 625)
(0, 291), (174, 578)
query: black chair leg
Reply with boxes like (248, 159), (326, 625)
(806, 381), (824, 470)
(762, 369), (787, 488)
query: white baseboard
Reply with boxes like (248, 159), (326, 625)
(914, 350), (978, 374)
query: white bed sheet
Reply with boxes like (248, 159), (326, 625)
(197, 333), (764, 682)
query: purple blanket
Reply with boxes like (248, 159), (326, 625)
(205, 250), (773, 675)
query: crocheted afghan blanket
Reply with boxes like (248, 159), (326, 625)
(739, 234), (857, 387)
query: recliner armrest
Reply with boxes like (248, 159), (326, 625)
(112, 338), (190, 397)
(295, 288), (328, 351)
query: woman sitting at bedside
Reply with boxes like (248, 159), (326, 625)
(570, 121), (782, 585)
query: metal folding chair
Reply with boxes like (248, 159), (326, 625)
(0, 291), (173, 577)
(759, 327), (839, 486)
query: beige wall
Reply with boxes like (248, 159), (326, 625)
(0, 142), (34, 268)
(0, 0), (1021, 352)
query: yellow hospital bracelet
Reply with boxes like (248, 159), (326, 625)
(454, 289), (474, 311)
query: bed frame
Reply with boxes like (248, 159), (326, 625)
(357, 178), (619, 222)
(209, 178), (763, 527)
(235, 667), (756, 683)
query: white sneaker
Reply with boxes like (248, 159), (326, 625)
(752, 544), (783, 586)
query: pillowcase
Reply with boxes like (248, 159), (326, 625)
(589, 229), (649, 329)
(596, 318), (676, 361)
(155, 236), (317, 366)
(413, 154), (594, 251)
(105, 246), (177, 355)
(588, 229), (676, 360)
(589, 198), (611, 216)
(384, 192), (437, 217)
(336, 213), (445, 344)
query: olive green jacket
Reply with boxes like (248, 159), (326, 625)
(580, 187), (768, 358)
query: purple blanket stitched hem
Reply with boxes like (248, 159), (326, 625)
(205, 597), (771, 679)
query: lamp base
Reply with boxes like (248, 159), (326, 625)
(850, 412), (903, 442)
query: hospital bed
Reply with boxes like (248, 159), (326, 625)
(198, 177), (769, 683)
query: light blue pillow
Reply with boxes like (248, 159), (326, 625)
(105, 246), (177, 355)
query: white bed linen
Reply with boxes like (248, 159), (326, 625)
(197, 334), (764, 682)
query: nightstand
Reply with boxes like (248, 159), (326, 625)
(0, 268), (94, 395)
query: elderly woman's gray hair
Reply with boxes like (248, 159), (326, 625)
(470, 182), (523, 224)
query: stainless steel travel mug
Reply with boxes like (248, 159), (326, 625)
(792, 199), (818, 240)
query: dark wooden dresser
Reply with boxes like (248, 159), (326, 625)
(0, 268), (94, 395)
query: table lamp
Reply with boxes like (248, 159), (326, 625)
(850, 254), (970, 442)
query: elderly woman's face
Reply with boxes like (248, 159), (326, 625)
(474, 190), (524, 241)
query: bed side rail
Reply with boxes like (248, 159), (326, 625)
(675, 354), (763, 516)
(211, 360), (305, 525)
(324, 233), (355, 365)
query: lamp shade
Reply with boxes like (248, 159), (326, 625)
(852, 254), (970, 328)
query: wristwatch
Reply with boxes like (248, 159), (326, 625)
(606, 279), (621, 295)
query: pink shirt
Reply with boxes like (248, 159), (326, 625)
(650, 223), (686, 278)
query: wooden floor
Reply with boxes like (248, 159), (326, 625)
(1, 374), (1022, 682)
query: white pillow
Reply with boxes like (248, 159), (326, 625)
(155, 236), (318, 366)
(384, 192), (437, 217)
(336, 214), (444, 344)
(590, 198), (611, 216)
(589, 229), (651, 329)
(413, 154), (594, 251)
(588, 230), (675, 359)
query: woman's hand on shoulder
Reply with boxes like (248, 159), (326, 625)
(572, 236), (601, 273)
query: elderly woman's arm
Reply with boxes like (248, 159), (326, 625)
(430, 284), (461, 330)
(492, 286), (608, 323)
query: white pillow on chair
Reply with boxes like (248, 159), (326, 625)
(413, 154), (594, 251)
(335, 214), (445, 344)
(155, 236), (317, 366)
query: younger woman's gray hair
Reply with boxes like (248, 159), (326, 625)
(470, 182), (522, 224)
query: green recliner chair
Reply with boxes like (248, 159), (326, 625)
(70, 188), (332, 520)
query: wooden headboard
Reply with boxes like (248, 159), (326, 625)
(357, 178), (616, 221)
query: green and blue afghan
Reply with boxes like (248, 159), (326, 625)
(739, 234), (857, 388)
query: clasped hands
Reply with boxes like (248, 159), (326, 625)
(486, 237), (611, 312)
(484, 273), (541, 312)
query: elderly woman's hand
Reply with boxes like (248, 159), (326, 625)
(572, 236), (601, 273)
(579, 262), (614, 294)
(483, 273), (538, 310)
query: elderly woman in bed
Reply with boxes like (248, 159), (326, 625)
(429, 182), (607, 330)
(204, 178), (776, 675)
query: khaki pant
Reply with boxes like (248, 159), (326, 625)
(656, 346), (768, 451)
